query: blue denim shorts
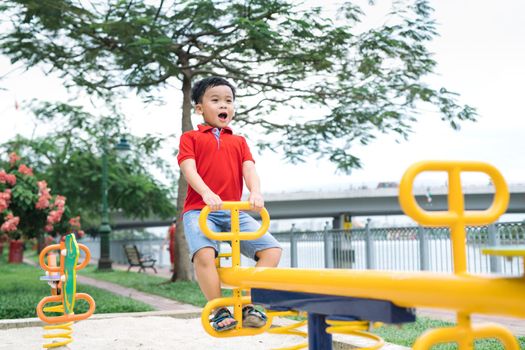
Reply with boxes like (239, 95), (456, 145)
(183, 210), (282, 261)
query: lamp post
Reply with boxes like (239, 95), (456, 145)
(97, 135), (131, 271)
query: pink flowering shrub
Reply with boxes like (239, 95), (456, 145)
(0, 152), (83, 243)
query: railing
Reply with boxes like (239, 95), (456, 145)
(269, 221), (525, 276)
(80, 221), (525, 275)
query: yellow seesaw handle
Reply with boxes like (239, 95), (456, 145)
(399, 160), (509, 226)
(199, 201), (270, 241)
(399, 160), (509, 275)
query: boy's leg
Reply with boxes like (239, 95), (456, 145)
(183, 210), (237, 330)
(193, 247), (222, 300)
(194, 247), (236, 330)
(254, 247), (282, 268)
(237, 212), (283, 327)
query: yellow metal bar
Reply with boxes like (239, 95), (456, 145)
(413, 322), (520, 350)
(482, 245), (525, 257)
(398, 160), (509, 275)
(232, 207), (241, 268)
(398, 161), (509, 226)
(219, 267), (525, 319)
(199, 201), (270, 241)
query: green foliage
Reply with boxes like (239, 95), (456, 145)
(0, 0), (477, 172)
(0, 101), (178, 230)
(0, 257), (153, 319)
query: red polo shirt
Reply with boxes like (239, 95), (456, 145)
(177, 124), (255, 213)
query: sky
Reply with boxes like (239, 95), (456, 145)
(1, 1), (524, 205)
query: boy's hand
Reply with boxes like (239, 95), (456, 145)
(202, 190), (222, 211)
(248, 191), (264, 212)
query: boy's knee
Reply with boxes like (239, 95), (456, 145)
(256, 247), (282, 265)
(193, 247), (217, 268)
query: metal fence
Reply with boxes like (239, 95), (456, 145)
(270, 221), (525, 276)
(81, 221), (525, 276)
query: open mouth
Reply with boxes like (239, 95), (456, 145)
(218, 113), (228, 120)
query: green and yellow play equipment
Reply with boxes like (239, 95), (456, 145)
(36, 233), (96, 348)
(198, 161), (523, 349)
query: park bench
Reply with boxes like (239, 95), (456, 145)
(122, 244), (157, 273)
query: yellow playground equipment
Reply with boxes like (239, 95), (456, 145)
(36, 233), (96, 349)
(198, 161), (524, 350)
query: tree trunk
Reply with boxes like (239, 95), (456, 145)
(37, 232), (45, 254)
(171, 70), (195, 281)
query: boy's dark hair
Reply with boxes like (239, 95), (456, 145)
(191, 77), (236, 104)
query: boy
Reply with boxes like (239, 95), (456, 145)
(177, 77), (282, 332)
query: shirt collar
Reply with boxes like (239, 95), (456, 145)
(197, 124), (233, 134)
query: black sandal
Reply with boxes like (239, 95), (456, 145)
(242, 305), (267, 328)
(210, 307), (238, 332)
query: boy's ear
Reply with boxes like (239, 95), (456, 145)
(194, 103), (203, 115)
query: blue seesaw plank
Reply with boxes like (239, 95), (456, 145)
(252, 289), (415, 350)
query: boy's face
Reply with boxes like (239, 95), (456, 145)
(195, 85), (235, 128)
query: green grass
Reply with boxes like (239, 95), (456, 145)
(82, 265), (231, 307)
(0, 253), (154, 319)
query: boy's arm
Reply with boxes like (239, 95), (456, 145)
(180, 159), (223, 211)
(242, 160), (264, 211)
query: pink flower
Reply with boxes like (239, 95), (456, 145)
(9, 152), (20, 166)
(38, 181), (48, 191)
(1, 213), (20, 233)
(5, 174), (16, 186)
(77, 230), (85, 238)
(69, 216), (81, 229)
(36, 180), (51, 209)
(53, 195), (66, 210)
(46, 208), (64, 225)
(44, 224), (54, 232)
(0, 190), (12, 212)
(0, 170), (16, 186)
(18, 164), (33, 176)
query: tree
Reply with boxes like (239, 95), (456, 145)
(0, 101), (178, 232)
(0, 0), (477, 280)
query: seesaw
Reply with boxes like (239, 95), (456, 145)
(198, 161), (524, 349)
(36, 233), (96, 348)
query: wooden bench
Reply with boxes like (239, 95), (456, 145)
(122, 244), (157, 273)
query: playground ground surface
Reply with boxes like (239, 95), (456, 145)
(0, 309), (411, 350)
(2, 259), (523, 349)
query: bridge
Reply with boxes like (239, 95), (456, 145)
(112, 184), (525, 230)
